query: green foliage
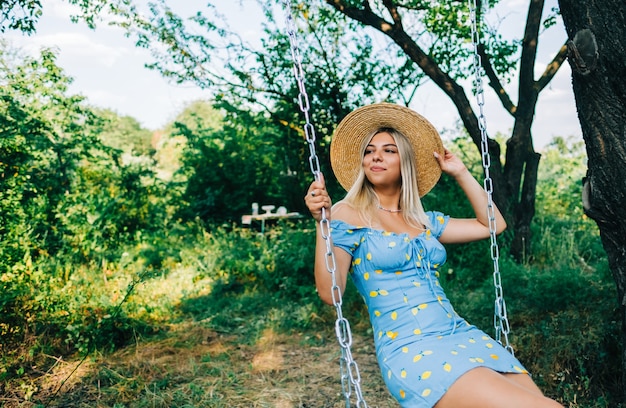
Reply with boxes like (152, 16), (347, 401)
(536, 136), (587, 219)
(168, 101), (309, 223)
(95, 108), (155, 156)
(56, 157), (169, 263)
(0, 44), (172, 373)
(0, 0), (42, 34)
(203, 223), (317, 301)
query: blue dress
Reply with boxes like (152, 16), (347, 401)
(330, 211), (528, 407)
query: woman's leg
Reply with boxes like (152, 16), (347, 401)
(435, 367), (562, 408)
(503, 372), (545, 396)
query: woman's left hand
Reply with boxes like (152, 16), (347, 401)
(434, 148), (468, 178)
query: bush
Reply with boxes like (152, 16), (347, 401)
(204, 221), (318, 301)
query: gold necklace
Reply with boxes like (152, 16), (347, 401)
(377, 204), (402, 213)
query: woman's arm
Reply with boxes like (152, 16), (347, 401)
(305, 176), (352, 305)
(434, 148), (507, 244)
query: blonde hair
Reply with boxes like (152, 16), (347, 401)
(338, 128), (432, 230)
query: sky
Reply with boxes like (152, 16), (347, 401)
(5, 0), (582, 150)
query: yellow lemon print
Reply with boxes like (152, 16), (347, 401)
(366, 253), (372, 260)
(426, 229), (432, 237)
(401, 369), (407, 378)
(405, 253), (411, 261)
(412, 281), (421, 287)
(391, 311), (398, 320)
(490, 354), (499, 360)
(469, 338), (476, 343)
(375, 269), (383, 274)
(485, 343), (494, 349)
(474, 357), (485, 363)
(451, 350), (458, 355)
(413, 329), (422, 335)
(388, 369), (392, 379)
(399, 389), (406, 399)
(386, 331), (398, 340)
(437, 215), (445, 224)
(413, 350), (432, 362)
(404, 237), (410, 242)
(403, 296), (408, 303)
(513, 365), (528, 373)
(420, 371), (432, 380)
(383, 231), (392, 236)
(443, 362), (452, 372)
(388, 241), (397, 248)
(370, 289), (388, 297)
(422, 389), (432, 397)
(378, 331), (383, 339)
(469, 358), (477, 363)
(402, 347), (409, 353)
(374, 310), (381, 317)
(353, 258), (361, 265)
(364, 272), (370, 280)
(395, 270), (402, 275)
(482, 335), (490, 341)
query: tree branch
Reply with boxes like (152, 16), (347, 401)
(518, 0), (544, 101)
(478, 44), (516, 114)
(382, 0), (402, 29)
(536, 42), (568, 92)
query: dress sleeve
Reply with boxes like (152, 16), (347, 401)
(427, 211), (450, 238)
(330, 220), (365, 255)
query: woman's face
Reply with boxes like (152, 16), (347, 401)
(362, 131), (402, 188)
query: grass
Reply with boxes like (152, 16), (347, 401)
(0, 222), (623, 408)
(2, 316), (395, 407)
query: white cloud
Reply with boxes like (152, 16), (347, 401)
(23, 32), (129, 67)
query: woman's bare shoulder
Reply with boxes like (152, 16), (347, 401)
(332, 201), (363, 225)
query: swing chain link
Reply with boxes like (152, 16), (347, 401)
(468, 0), (514, 355)
(282, 1), (369, 406)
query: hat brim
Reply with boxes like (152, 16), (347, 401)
(330, 103), (444, 197)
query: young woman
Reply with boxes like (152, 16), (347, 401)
(304, 103), (561, 407)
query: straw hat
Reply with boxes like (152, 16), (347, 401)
(330, 103), (444, 197)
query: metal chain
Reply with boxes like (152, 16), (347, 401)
(282, 1), (369, 406)
(468, 0), (514, 355)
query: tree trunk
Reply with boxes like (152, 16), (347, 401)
(558, 0), (626, 402)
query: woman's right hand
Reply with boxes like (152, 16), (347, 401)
(304, 174), (332, 222)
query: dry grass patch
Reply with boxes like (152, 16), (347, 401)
(1, 321), (399, 407)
